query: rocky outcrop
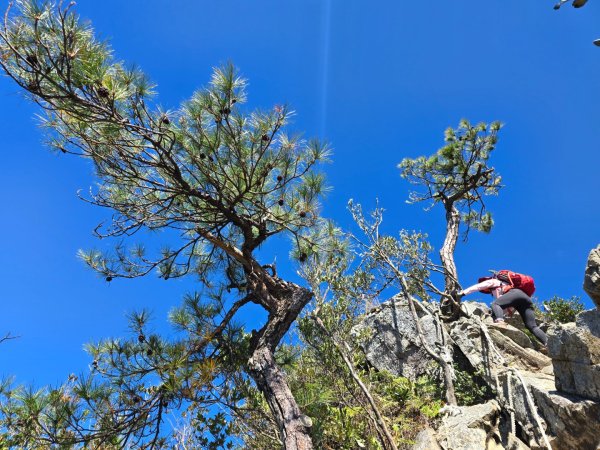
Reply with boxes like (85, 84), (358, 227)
(489, 322), (535, 350)
(411, 427), (442, 450)
(356, 299), (600, 450)
(548, 308), (600, 401)
(494, 368), (600, 450)
(448, 315), (503, 384)
(434, 401), (503, 450)
(448, 316), (549, 383)
(352, 297), (446, 380)
(487, 327), (551, 372)
(583, 244), (600, 307)
(525, 372), (600, 450)
(504, 315), (549, 352)
(495, 370), (554, 449)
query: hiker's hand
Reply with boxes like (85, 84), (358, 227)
(452, 290), (464, 302)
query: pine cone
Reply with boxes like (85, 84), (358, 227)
(25, 54), (38, 66)
(97, 86), (110, 98)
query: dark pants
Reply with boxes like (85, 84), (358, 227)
(491, 289), (548, 345)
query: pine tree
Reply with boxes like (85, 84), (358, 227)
(398, 120), (502, 317)
(0, 1), (330, 447)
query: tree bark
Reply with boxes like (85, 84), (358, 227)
(247, 283), (314, 449)
(440, 204), (461, 318)
(440, 204), (460, 294)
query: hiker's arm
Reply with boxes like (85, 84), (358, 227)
(459, 278), (503, 296)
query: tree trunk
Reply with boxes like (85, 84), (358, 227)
(440, 204), (461, 317)
(440, 204), (460, 293)
(247, 283), (314, 449)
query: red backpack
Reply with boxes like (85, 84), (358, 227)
(478, 270), (536, 297)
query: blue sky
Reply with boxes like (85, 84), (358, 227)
(0, 0), (599, 387)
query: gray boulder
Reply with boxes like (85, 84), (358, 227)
(510, 370), (600, 450)
(411, 427), (442, 450)
(532, 389), (600, 450)
(487, 327), (551, 372)
(360, 300), (600, 449)
(353, 297), (445, 380)
(435, 401), (504, 450)
(460, 301), (492, 318)
(449, 316), (504, 384)
(448, 316), (550, 382)
(447, 309), (596, 449)
(412, 401), (532, 450)
(583, 244), (600, 307)
(488, 322), (535, 350)
(504, 315), (549, 349)
(548, 309), (600, 400)
(496, 370), (553, 449)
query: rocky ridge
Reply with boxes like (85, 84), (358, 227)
(355, 245), (600, 450)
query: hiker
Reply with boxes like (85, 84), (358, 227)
(457, 273), (548, 345)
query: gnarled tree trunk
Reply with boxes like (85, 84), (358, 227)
(440, 204), (460, 293)
(440, 204), (461, 317)
(247, 283), (314, 449)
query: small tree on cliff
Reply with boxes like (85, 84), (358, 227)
(398, 120), (502, 316)
(0, 2), (328, 448)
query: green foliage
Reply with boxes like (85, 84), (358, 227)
(398, 119), (503, 302)
(453, 366), (494, 406)
(0, 1), (333, 447)
(232, 345), (443, 449)
(376, 371), (443, 419)
(0, 0), (331, 283)
(347, 200), (437, 301)
(540, 295), (585, 323)
(189, 411), (234, 450)
(0, 3), (510, 449)
(398, 119), (503, 235)
(231, 223), (447, 448)
(0, 296), (250, 448)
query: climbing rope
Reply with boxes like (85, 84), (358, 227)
(509, 368), (553, 450)
(506, 371), (516, 436)
(456, 304), (553, 450)
(479, 321), (553, 450)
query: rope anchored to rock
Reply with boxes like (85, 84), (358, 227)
(460, 304), (553, 450)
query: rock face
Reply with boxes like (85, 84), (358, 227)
(525, 373), (600, 450)
(548, 308), (600, 401)
(434, 401), (503, 450)
(583, 244), (600, 307)
(356, 299), (600, 450)
(448, 315), (503, 384)
(411, 427), (442, 450)
(487, 327), (551, 372)
(353, 297), (446, 380)
(489, 322), (535, 349)
(494, 367), (600, 450)
(448, 316), (548, 383)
